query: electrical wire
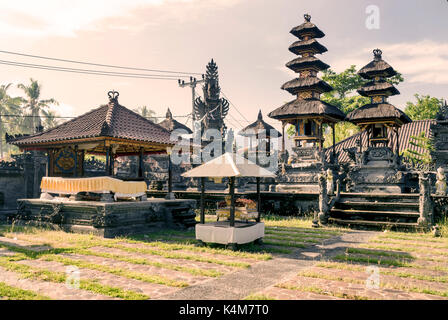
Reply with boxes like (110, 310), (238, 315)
(0, 60), (189, 80)
(0, 49), (202, 75)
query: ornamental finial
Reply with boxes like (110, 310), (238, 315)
(304, 14), (311, 22)
(373, 49), (382, 60)
(108, 90), (119, 102)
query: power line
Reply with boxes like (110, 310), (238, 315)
(221, 90), (250, 123)
(0, 49), (202, 75)
(0, 60), (190, 80)
(0, 114), (190, 119)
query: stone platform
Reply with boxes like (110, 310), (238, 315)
(11, 198), (197, 238)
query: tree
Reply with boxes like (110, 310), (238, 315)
(133, 106), (157, 123)
(0, 84), (23, 158)
(17, 78), (58, 134)
(404, 94), (444, 120)
(401, 131), (434, 169)
(41, 109), (60, 130)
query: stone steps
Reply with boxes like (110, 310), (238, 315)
(329, 193), (421, 230)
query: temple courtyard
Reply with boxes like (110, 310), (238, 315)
(0, 216), (447, 300)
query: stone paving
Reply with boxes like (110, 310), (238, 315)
(0, 221), (447, 300)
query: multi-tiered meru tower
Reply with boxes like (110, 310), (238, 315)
(269, 14), (345, 192)
(345, 49), (412, 193)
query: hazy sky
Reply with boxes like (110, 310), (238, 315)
(0, 0), (447, 133)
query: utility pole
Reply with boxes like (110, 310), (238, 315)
(178, 75), (205, 123)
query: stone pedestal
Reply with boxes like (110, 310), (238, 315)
(195, 221), (264, 245)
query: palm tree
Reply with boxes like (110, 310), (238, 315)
(0, 84), (23, 158)
(17, 78), (58, 134)
(133, 106), (157, 123)
(41, 109), (60, 130)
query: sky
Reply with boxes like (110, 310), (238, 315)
(0, 0), (447, 133)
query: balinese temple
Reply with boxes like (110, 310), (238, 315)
(268, 14), (345, 192)
(10, 91), (173, 179)
(238, 110), (281, 165)
(345, 49), (412, 193)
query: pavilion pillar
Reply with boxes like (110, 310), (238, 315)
(45, 149), (51, 177)
(165, 147), (174, 200)
(395, 127), (400, 155)
(332, 123), (336, 162)
(138, 147), (144, 178)
(281, 122), (286, 154)
(105, 147), (110, 175)
(229, 176), (235, 227)
(200, 177), (205, 224)
(73, 145), (78, 177)
(256, 177), (261, 223)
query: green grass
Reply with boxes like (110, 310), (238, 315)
(299, 268), (448, 298)
(263, 240), (307, 249)
(41, 255), (189, 288)
(265, 234), (321, 244)
(371, 239), (448, 250)
(275, 283), (370, 300)
(0, 281), (50, 300)
(70, 248), (223, 278)
(265, 229), (332, 239)
(0, 256), (149, 300)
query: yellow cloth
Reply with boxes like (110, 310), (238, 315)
(40, 176), (147, 196)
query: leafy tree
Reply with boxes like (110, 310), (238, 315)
(17, 78), (58, 134)
(401, 131), (434, 169)
(0, 84), (22, 158)
(404, 94), (443, 120)
(41, 109), (60, 130)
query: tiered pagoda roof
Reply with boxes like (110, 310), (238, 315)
(347, 49), (411, 126)
(268, 14), (345, 122)
(238, 110), (282, 138)
(158, 108), (193, 134)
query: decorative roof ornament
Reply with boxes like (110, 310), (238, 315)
(108, 90), (119, 102)
(304, 13), (311, 22)
(373, 48), (382, 60)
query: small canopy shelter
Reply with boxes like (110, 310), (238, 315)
(182, 152), (275, 227)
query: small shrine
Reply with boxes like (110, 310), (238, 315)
(268, 14), (345, 192)
(345, 49), (412, 193)
(238, 110), (281, 166)
(237, 110), (280, 191)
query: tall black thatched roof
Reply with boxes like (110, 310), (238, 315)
(289, 38), (327, 55)
(358, 49), (397, 79)
(269, 99), (345, 121)
(281, 77), (333, 95)
(357, 80), (400, 97)
(286, 56), (330, 73)
(290, 14), (325, 39)
(346, 103), (411, 125)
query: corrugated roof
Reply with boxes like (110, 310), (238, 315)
(326, 119), (435, 163)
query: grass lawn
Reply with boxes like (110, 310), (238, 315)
(249, 225), (448, 300)
(0, 215), (344, 300)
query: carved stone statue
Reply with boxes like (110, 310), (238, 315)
(194, 59), (230, 141)
(435, 167), (447, 196)
(326, 168), (334, 195)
